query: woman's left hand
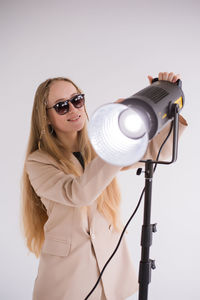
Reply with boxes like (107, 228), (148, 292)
(147, 72), (181, 84)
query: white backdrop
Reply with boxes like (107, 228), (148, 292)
(0, 0), (199, 299)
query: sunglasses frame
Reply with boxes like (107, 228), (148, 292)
(46, 93), (85, 115)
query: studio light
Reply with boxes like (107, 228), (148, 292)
(88, 79), (184, 166)
(86, 78), (185, 300)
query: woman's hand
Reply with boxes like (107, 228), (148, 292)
(147, 72), (181, 84)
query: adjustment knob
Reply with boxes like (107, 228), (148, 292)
(152, 223), (157, 233)
(151, 259), (156, 270)
(136, 168), (143, 175)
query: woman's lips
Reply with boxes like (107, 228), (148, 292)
(68, 115), (81, 122)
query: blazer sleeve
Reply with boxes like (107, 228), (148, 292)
(120, 115), (188, 171)
(25, 154), (122, 207)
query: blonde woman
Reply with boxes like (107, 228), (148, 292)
(20, 72), (187, 300)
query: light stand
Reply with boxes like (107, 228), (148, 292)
(87, 78), (184, 300)
(137, 103), (180, 300)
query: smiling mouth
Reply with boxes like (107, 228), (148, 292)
(67, 115), (81, 121)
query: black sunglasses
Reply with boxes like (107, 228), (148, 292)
(47, 94), (85, 115)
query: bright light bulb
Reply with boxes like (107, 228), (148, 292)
(118, 108), (147, 139)
(88, 103), (149, 166)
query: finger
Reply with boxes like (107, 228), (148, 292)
(147, 75), (153, 84)
(158, 72), (163, 80)
(172, 74), (181, 82)
(172, 76), (178, 82)
(163, 72), (168, 80)
(168, 72), (174, 82)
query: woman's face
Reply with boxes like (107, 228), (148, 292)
(46, 80), (86, 135)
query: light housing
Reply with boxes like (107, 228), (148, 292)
(88, 79), (184, 167)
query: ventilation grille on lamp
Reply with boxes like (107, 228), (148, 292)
(136, 86), (169, 103)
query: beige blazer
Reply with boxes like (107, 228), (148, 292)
(25, 118), (187, 300)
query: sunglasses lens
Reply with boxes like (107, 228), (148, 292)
(54, 103), (69, 115)
(71, 94), (85, 108)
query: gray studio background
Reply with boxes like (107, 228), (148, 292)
(1, 0), (199, 299)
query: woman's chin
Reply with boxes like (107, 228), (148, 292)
(70, 120), (85, 132)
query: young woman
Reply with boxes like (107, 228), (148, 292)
(20, 72), (187, 300)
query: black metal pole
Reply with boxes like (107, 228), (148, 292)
(138, 105), (180, 300)
(138, 160), (156, 300)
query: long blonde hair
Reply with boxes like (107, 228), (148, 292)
(20, 77), (124, 258)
